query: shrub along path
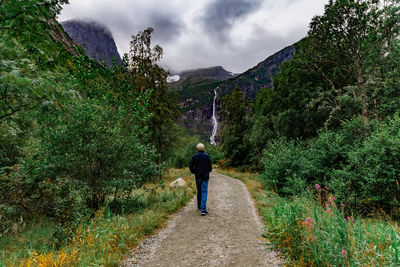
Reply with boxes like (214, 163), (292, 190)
(122, 172), (282, 266)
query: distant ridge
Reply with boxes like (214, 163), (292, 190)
(178, 66), (236, 81)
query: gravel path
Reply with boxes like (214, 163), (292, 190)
(122, 171), (282, 267)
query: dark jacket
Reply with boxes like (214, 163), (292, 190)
(189, 151), (212, 180)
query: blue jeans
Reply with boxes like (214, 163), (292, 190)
(196, 178), (209, 211)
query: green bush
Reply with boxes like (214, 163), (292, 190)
(169, 134), (224, 168)
(333, 115), (400, 210)
(260, 138), (308, 196)
(260, 116), (400, 213)
(0, 96), (158, 232)
(32, 97), (157, 207)
(170, 136), (200, 168)
(259, 118), (369, 194)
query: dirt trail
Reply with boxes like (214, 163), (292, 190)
(122, 172), (282, 267)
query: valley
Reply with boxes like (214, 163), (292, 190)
(2, 1), (400, 266)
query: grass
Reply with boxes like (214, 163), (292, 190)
(218, 168), (400, 266)
(0, 168), (195, 267)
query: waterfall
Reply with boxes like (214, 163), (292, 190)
(210, 87), (219, 146)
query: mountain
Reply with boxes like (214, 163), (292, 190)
(173, 66), (236, 83)
(61, 19), (121, 67)
(180, 45), (295, 139)
(169, 66), (236, 111)
(216, 45), (295, 99)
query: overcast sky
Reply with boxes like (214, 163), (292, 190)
(59, 0), (328, 73)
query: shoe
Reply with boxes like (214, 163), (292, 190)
(200, 210), (208, 216)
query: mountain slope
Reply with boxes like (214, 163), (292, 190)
(180, 45), (295, 139)
(61, 19), (122, 67)
(169, 66), (236, 112)
(217, 45), (295, 99)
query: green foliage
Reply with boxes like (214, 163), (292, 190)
(260, 121), (358, 196)
(0, 219), (61, 262)
(260, 138), (307, 196)
(1, 0), (68, 23)
(0, 4), (178, 237)
(262, 192), (400, 266)
(225, 170), (400, 266)
(33, 96), (156, 205)
(247, 0), (400, 154)
(306, 0), (400, 121)
(248, 0), (400, 214)
(0, 94), (159, 232)
(0, 170), (195, 266)
(128, 28), (179, 163)
(169, 130), (224, 168)
(170, 135), (202, 169)
(219, 87), (251, 167)
(334, 115), (400, 209)
(0, 25), (75, 167)
(260, 116), (400, 213)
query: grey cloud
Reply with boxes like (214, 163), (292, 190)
(81, 8), (187, 54)
(201, 0), (263, 41)
(59, 0), (328, 73)
(160, 21), (295, 73)
(60, 3), (186, 49)
(149, 13), (186, 42)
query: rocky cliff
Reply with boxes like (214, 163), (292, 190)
(180, 45), (295, 139)
(61, 20), (121, 67)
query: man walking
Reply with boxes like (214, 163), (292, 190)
(189, 143), (212, 216)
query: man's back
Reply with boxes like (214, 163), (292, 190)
(189, 143), (212, 215)
(189, 151), (212, 180)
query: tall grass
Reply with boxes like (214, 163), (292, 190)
(219, 169), (400, 266)
(0, 169), (194, 267)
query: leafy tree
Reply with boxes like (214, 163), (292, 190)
(248, 39), (331, 167)
(128, 28), (179, 164)
(33, 96), (156, 209)
(307, 0), (400, 122)
(0, 17), (76, 168)
(0, 0), (72, 123)
(219, 87), (251, 166)
(0, 5), (165, 231)
(255, 0), (400, 215)
(249, 0), (400, 153)
(1, 0), (67, 26)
